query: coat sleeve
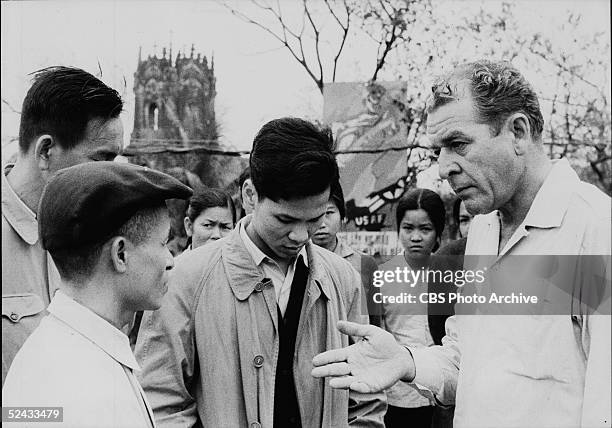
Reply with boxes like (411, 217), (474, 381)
(344, 265), (388, 428)
(134, 253), (205, 428)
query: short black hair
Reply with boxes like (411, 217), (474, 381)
(238, 166), (251, 189)
(329, 180), (346, 219)
(250, 117), (339, 201)
(50, 206), (167, 282)
(19, 66), (123, 153)
(186, 186), (236, 225)
(396, 188), (446, 239)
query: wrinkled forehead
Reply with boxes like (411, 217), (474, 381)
(425, 97), (478, 139)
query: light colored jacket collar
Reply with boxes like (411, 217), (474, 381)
(48, 290), (139, 371)
(467, 158), (580, 258)
(222, 216), (331, 302)
(2, 168), (39, 245)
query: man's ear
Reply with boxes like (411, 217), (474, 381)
(110, 237), (128, 273)
(243, 178), (257, 208)
(184, 217), (193, 237)
(505, 113), (530, 155)
(34, 135), (56, 171)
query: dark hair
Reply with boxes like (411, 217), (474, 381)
(329, 180), (346, 219)
(186, 187), (236, 225)
(427, 60), (544, 141)
(19, 66), (123, 153)
(51, 205), (167, 282)
(396, 188), (446, 239)
(238, 166), (251, 189)
(250, 117), (339, 201)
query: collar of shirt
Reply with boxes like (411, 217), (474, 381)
(47, 290), (140, 371)
(238, 220), (309, 269)
(522, 158), (578, 229)
(2, 166), (39, 245)
(466, 158), (579, 258)
(238, 221), (309, 316)
(334, 240), (355, 259)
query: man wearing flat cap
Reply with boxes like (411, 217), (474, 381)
(2, 161), (191, 428)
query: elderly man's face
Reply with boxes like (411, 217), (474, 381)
(426, 91), (521, 215)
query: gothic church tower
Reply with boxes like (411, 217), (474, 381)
(130, 45), (217, 148)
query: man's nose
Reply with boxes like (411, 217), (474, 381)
(437, 148), (460, 180)
(288, 224), (308, 243)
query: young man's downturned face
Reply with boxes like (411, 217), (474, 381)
(250, 188), (330, 261)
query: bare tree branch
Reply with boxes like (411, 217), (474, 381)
(303, 0), (324, 85)
(2, 98), (21, 115)
(324, 0), (351, 82)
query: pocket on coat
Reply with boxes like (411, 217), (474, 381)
(2, 293), (45, 323)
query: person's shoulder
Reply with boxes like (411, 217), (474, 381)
(6, 316), (85, 382)
(175, 237), (224, 268)
(437, 238), (467, 256)
(353, 249), (378, 267)
(310, 243), (358, 285)
(570, 181), (611, 222)
(311, 243), (351, 269)
(171, 238), (225, 287)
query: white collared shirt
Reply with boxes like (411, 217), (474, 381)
(2, 291), (155, 428)
(410, 159), (611, 427)
(239, 222), (308, 316)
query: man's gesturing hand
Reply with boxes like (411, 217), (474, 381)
(311, 320), (415, 393)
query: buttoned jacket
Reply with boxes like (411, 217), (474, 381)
(136, 216), (386, 428)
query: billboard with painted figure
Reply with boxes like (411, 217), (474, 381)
(324, 81), (409, 255)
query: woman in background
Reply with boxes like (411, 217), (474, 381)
(380, 188), (446, 428)
(184, 187), (236, 250)
(453, 197), (473, 239)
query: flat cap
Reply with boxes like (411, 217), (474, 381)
(39, 161), (192, 252)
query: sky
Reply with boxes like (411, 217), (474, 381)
(1, 0), (610, 160)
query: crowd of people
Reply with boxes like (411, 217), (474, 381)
(1, 60), (610, 428)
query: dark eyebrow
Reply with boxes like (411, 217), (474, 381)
(440, 131), (471, 147)
(309, 213), (325, 222)
(277, 212), (325, 222)
(401, 220), (434, 227)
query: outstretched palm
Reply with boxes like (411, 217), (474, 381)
(311, 321), (414, 393)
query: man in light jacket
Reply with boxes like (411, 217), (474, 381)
(135, 117), (386, 428)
